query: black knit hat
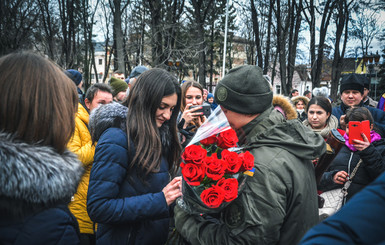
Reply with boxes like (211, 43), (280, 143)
(214, 65), (273, 114)
(339, 73), (365, 94)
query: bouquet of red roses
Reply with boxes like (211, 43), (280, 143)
(178, 107), (255, 214)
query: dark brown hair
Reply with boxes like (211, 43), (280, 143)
(306, 96), (332, 123)
(0, 51), (78, 154)
(125, 68), (181, 176)
(344, 107), (374, 125)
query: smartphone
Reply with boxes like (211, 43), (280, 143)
(190, 104), (211, 117)
(349, 120), (371, 144)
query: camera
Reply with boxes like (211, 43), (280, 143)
(190, 104), (211, 117)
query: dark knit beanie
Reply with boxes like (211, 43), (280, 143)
(65, 69), (82, 86)
(109, 77), (128, 97)
(214, 65), (273, 114)
(339, 73), (365, 94)
(363, 75), (371, 89)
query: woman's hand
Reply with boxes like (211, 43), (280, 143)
(181, 104), (203, 127)
(352, 132), (371, 151)
(162, 176), (182, 206)
(333, 171), (349, 185)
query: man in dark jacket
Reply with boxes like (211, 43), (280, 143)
(362, 77), (378, 108)
(332, 73), (385, 136)
(174, 65), (326, 244)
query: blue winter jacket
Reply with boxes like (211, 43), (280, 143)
(87, 127), (171, 245)
(332, 102), (385, 136)
(301, 171), (385, 244)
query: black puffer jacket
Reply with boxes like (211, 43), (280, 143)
(319, 139), (385, 201)
(0, 132), (83, 245)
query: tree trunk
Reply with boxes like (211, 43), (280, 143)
(331, 0), (351, 101)
(313, 0), (336, 88)
(147, 0), (163, 66)
(250, 0), (263, 68)
(112, 0), (126, 72)
(287, 0), (302, 90)
(263, 0), (273, 74)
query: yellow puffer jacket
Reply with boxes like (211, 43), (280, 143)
(67, 103), (95, 234)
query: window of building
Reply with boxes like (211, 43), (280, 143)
(98, 59), (102, 65)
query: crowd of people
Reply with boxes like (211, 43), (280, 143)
(1, 51), (385, 245)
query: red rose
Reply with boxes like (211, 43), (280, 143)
(200, 135), (217, 146)
(200, 185), (225, 208)
(217, 178), (239, 202)
(204, 154), (227, 181)
(221, 149), (242, 174)
(217, 129), (238, 149)
(182, 145), (207, 165)
(180, 162), (206, 186)
(239, 151), (254, 171)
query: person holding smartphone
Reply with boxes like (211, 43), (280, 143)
(178, 81), (207, 147)
(318, 107), (385, 202)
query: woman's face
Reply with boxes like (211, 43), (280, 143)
(185, 87), (203, 106)
(155, 93), (177, 128)
(208, 97), (214, 104)
(307, 104), (330, 129)
(296, 100), (305, 110)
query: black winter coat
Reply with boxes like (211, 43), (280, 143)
(319, 139), (385, 201)
(0, 132), (83, 245)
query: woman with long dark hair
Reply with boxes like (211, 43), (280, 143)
(87, 68), (182, 245)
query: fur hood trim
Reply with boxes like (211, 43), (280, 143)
(0, 132), (83, 205)
(273, 95), (298, 120)
(88, 102), (173, 156)
(89, 102), (128, 143)
(291, 95), (310, 106)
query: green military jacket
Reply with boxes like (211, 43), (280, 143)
(175, 107), (326, 244)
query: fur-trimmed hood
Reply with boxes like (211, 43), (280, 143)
(89, 102), (173, 155)
(0, 132), (83, 216)
(291, 95), (310, 107)
(273, 94), (298, 120)
(89, 102), (128, 143)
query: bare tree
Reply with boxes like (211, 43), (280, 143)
(36, 0), (60, 61)
(275, 0), (303, 95)
(99, 1), (113, 82)
(0, 0), (39, 55)
(329, 0), (354, 101)
(350, 1), (382, 56)
(109, 0), (130, 72)
(189, 0), (215, 87)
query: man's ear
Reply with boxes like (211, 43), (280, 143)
(84, 98), (91, 110)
